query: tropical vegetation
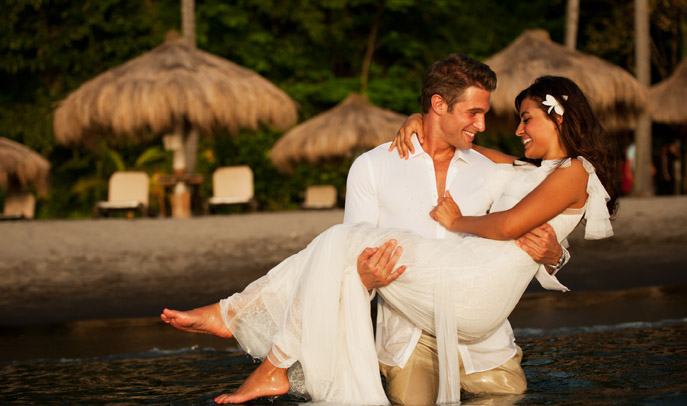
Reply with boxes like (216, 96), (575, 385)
(1, 0), (685, 218)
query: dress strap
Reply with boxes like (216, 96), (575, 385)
(576, 156), (614, 240)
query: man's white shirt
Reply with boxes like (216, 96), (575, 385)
(343, 136), (516, 374)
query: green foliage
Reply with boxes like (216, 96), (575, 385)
(0, 0), (684, 218)
(134, 146), (170, 169)
(579, 0), (687, 81)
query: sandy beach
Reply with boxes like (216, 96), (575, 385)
(0, 193), (687, 360)
(1, 196), (686, 326)
(0, 196), (686, 362)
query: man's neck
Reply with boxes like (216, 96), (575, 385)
(421, 121), (456, 163)
(419, 118), (459, 198)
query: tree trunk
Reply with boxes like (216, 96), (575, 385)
(181, 0), (199, 175)
(182, 0), (196, 48)
(360, 4), (384, 93)
(633, 0), (653, 196)
(565, 0), (579, 49)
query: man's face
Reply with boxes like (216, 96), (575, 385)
(437, 86), (490, 150)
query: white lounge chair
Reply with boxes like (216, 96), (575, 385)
(0, 192), (36, 220)
(94, 171), (149, 218)
(207, 166), (257, 213)
(302, 185), (337, 209)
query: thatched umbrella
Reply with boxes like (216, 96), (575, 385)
(270, 93), (405, 172)
(53, 31), (298, 217)
(0, 137), (50, 195)
(484, 29), (648, 133)
(54, 32), (297, 144)
(650, 59), (687, 194)
(649, 59), (687, 125)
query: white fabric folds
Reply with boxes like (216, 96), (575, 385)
(219, 157), (613, 404)
(577, 157), (614, 239)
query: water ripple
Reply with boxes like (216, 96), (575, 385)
(1, 321), (686, 404)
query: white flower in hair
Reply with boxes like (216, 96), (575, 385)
(542, 94), (565, 116)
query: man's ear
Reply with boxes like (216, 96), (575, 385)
(430, 94), (446, 114)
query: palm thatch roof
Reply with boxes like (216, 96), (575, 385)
(485, 29), (648, 133)
(54, 32), (298, 145)
(0, 137), (50, 195)
(270, 93), (405, 171)
(649, 59), (687, 125)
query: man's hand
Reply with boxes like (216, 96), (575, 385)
(515, 223), (562, 267)
(357, 239), (406, 291)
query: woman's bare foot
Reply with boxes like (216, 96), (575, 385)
(160, 303), (233, 338)
(214, 358), (289, 404)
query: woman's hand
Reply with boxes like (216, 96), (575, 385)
(429, 190), (463, 230)
(389, 113), (424, 159)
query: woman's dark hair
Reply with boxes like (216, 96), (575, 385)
(515, 76), (618, 216)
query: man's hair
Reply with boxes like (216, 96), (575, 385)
(421, 53), (496, 114)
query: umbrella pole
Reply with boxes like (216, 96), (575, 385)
(171, 181), (191, 218)
(167, 124), (192, 219)
(184, 127), (199, 174)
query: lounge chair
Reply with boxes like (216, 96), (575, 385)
(302, 185), (338, 209)
(94, 171), (149, 218)
(0, 192), (36, 220)
(207, 166), (257, 213)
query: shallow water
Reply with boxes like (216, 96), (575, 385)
(1, 319), (686, 405)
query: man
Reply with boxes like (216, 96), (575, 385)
(344, 53), (569, 404)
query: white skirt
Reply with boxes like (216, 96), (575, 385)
(220, 222), (537, 404)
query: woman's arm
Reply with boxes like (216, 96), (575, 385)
(471, 145), (516, 164)
(389, 113), (424, 159)
(432, 160), (588, 240)
(389, 114), (516, 164)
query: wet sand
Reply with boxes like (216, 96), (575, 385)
(1, 196), (686, 361)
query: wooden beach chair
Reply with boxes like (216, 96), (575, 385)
(0, 192), (36, 220)
(94, 171), (149, 218)
(302, 185), (338, 209)
(207, 166), (257, 213)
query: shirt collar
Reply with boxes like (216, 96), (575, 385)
(408, 134), (472, 166)
(452, 148), (472, 166)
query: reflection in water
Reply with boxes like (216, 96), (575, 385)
(1, 322), (686, 405)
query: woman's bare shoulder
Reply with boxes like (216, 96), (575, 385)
(550, 158), (587, 181)
(548, 158), (589, 207)
(563, 158), (587, 175)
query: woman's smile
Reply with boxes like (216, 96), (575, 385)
(516, 97), (564, 160)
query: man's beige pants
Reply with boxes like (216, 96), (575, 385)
(379, 331), (527, 405)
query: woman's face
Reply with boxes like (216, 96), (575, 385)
(516, 97), (566, 160)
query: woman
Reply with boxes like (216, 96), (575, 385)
(162, 76), (617, 404)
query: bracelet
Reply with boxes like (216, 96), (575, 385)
(547, 247), (569, 276)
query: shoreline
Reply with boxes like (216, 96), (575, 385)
(1, 285), (685, 363)
(0, 196), (686, 327)
(0, 196), (686, 362)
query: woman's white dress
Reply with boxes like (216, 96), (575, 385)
(219, 157), (613, 404)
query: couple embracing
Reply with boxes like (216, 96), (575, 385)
(162, 54), (617, 405)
